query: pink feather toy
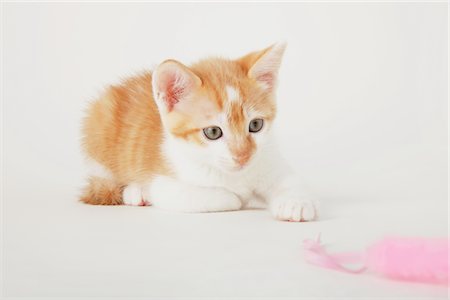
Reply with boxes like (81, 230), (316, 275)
(303, 236), (449, 285)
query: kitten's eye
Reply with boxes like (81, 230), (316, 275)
(249, 119), (264, 133)
(203, 126), (223, 140)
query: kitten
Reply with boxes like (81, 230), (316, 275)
(81, 43), (317, 222)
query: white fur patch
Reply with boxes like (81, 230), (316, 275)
(123, 183), (143, 206)
(225, 85), (239, 102)
(146, 176), (242, 212)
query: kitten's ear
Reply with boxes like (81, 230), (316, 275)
(239, 43), (286, 92)
(152, 60), (202, 112)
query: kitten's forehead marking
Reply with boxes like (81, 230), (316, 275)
(225, 85), (239, 102)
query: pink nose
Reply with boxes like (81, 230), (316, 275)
(233, 153), (251, 166)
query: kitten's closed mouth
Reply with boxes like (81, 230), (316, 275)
(227, 161), (252, 172)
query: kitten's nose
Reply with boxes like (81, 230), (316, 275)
(232, 153), (251, 167)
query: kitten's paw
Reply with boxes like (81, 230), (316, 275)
(194, 189), (242, 212)
(270, 197), (317, 222)
(123, 184), (150, 206)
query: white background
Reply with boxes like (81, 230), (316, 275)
(2, 3), (448, 299)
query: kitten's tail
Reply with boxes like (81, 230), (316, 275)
(80, 176), (124, 205)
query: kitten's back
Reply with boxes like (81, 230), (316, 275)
(81, 72), (168, 205)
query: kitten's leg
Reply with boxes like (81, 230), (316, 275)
(264, 175), (317, 222)
(146, 176), (242, 213)
(123, 183), (151, 206)
(123, 183), (141, 206)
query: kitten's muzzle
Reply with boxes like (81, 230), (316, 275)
(232, 153), (251, 167)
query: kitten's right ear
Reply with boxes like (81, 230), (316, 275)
(238, 43), (286, 92)
(152, 60), (202, 112)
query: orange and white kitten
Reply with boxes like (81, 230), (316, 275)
(81, 43), (317, 222)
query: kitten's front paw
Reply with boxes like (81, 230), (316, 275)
(205, 189), (242, 212)
(270, 197), (317, 222)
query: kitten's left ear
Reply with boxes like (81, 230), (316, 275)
(239, 43), (286, 92)
(152, 59), (202, 113)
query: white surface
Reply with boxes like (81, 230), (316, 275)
(2, 3), (448, 298)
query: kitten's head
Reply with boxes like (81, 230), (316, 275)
(152, 43), (285, 172)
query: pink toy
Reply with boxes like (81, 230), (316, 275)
(303, 236), (449, 285)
